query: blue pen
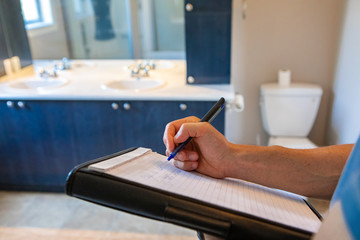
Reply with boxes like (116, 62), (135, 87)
(167, 97), (226, 161)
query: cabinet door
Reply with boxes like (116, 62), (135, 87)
(185, 0), (232, 84)
(69, 101), (126, 162)
(120, 101), (224, 153)
(0, 101), (123, 190)
(0, 100), (69, 190)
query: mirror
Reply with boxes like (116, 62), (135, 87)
(21, 0), (185, 60)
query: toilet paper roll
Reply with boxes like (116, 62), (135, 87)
(11, 56), (21, 72)
(3, 59), (13, 76)
(278, 69), (291, 86)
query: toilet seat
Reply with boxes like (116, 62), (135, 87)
(268, 137), (317, 149)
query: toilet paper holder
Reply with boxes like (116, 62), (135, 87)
(227, 93), (245, 112)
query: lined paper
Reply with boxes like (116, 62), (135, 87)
(89, 150), (321, 233)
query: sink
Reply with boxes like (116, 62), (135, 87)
(7, 77), (69, 91)
(102, 78), (165, 92)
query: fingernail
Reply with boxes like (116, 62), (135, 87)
(176, 151), (184, 160)
(177, 161), (184, 168)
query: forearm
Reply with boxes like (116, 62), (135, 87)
(225, 144), (353, 199)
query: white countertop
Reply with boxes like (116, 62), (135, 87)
(0, 60), (235, 102)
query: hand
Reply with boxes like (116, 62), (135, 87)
(163, 116), (231, 178)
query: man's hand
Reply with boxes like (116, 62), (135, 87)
(163, 116), (231, 178)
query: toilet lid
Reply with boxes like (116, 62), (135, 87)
(268, 137), (317, 149)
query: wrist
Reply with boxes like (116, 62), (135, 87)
(223, 142), (246, 178)
(223, 144), (270, 180)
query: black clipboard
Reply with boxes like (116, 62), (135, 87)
(66, 148), (322, 240)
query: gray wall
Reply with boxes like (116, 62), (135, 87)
(327, 0), (360, 145)
(226, 0), (344, 146)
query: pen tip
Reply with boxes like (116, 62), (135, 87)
(167, 153), (174, 161)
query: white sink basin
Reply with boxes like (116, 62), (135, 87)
(102, 79), (165, 92)
(7, 77), (69, 91)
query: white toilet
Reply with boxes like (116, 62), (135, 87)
(260, 83), (323, 149)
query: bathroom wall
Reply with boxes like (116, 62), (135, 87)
(327, 0), (360, 145)
(26, 0), (70, 59)
(227, 0), (344, 146)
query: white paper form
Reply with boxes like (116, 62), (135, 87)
(89, 150), (321, 233)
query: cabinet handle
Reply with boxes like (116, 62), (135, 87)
(179, 103), (187, 111)
(187, 76), (195, 83)
(17, 101), (25, 109)
(111, 102), (119, 110)
(123, 103), (131, 110)
(6, 101), (15, 108)
(185, 3), (193, 12)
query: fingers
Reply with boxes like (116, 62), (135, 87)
(173, 160), (198, 171)
(163, 124), (176, 152)
(165, 149), (199, 161)
(163, 116), (200, 152)
(174, 122), (210, 143)
(166, 148), (199, 171)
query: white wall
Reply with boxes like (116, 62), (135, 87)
(226, 0), (344, 146)
(328, 0), (360, 145)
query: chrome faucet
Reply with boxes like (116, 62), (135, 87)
(131, 67), (149, 78)
(130, 60), (155, 78)
(145, 60), (156, 70)
(54, 57), (70, 71)
(37, 67), (57, 78)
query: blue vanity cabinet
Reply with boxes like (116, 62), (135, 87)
(185, 0), (232, 84)
(0, 100), (126, 191)
(0, 100), (224, 191)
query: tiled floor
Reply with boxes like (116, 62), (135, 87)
(0, 191), (197, 240)
(0, 227), (197, 240)
(0, 191), (330, 240)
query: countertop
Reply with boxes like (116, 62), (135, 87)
(0, 60), (235, 102)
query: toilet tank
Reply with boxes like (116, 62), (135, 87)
(260, 83), (323, 137)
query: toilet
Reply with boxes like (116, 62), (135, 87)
(260, 83), (323, 149)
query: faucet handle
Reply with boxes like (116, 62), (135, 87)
(137, 62), (144, 70)
(37, 67), (47, 77)
(62, 57), (70, 69)
(37, 67), (57, 78)
(131, 67), (140, 77)
(149, 60), (155, 70)
(131, 67), (140, 74)
(142, 67), (149, 77)
(54, 57), (70, 71)
(144, 60), (155, 70)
